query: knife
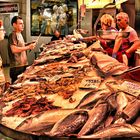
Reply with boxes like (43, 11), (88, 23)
(25, 33), (41, 46)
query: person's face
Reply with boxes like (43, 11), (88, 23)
(0, 28), (5, 41)
(101, 23), (108, 30)
(13, 19), (24, 32)
(116, 17), (128, 30)
(55, 30), (60, 37)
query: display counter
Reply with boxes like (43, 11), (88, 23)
(0, 39), (140, 140)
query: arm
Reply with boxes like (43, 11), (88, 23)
(112, 36), (123, 57)
(126, 40), (140, 54)
(124, 28), (139, 54)
(10, 43), (36, 53)
(9, 32), (36, 53)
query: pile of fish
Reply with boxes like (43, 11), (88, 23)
(0, 40), (140, 140)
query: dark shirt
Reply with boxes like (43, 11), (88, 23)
(51, 35), (65, 41)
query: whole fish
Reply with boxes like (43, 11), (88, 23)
(93, 114), (115, 133)
(48, 110), (88, 137)
(16, 109), (83, 132)
(79, 123), (140, 139)
(122, 99), (140, 123)
(78, 100), (108, 136)
(116, 92), (128, 115)
(76, 88), (111, 109)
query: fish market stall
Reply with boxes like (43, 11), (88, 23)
(0, 39), (140, 140)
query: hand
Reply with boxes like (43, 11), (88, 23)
(28, 42), (36, 50)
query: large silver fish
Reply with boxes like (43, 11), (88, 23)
(76, 88), (111, 109)
(79, 123), (140, 139)
(78, 100), (108, 136)
(16, 109), (83, 132)
(48, 110), (88, 137)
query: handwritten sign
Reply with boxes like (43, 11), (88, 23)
(79, 77), (101, 89)
(120, 81), (140, 97)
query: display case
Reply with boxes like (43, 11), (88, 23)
(30, 0), (78, 36)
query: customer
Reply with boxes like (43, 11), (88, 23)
(0, 20), (6, 83)
(51, 29), (65, 41)
(99, 14), (117, 56)
(8, 16), (36, 83)
(112, 12), (139, 66)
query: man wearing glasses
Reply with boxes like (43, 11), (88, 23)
(112, 12), (139, 66)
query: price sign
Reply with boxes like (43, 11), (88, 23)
(79, 77), (101, 89)
(120, 81), (140, 97)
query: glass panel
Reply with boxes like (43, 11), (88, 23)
(30, 0), (78, 36)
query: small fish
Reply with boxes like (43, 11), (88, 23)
(48, 110), (88, 137)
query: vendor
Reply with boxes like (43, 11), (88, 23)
(112, 12), (139, 66)
(99, 14), (117, 56)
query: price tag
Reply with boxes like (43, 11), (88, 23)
(120, 81), (140, 97)
(79, 77), (101, 89)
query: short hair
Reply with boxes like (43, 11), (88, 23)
(100, 14), (114, 27)
(116, 12), (129, 24)
(11, 16), (22, 25)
